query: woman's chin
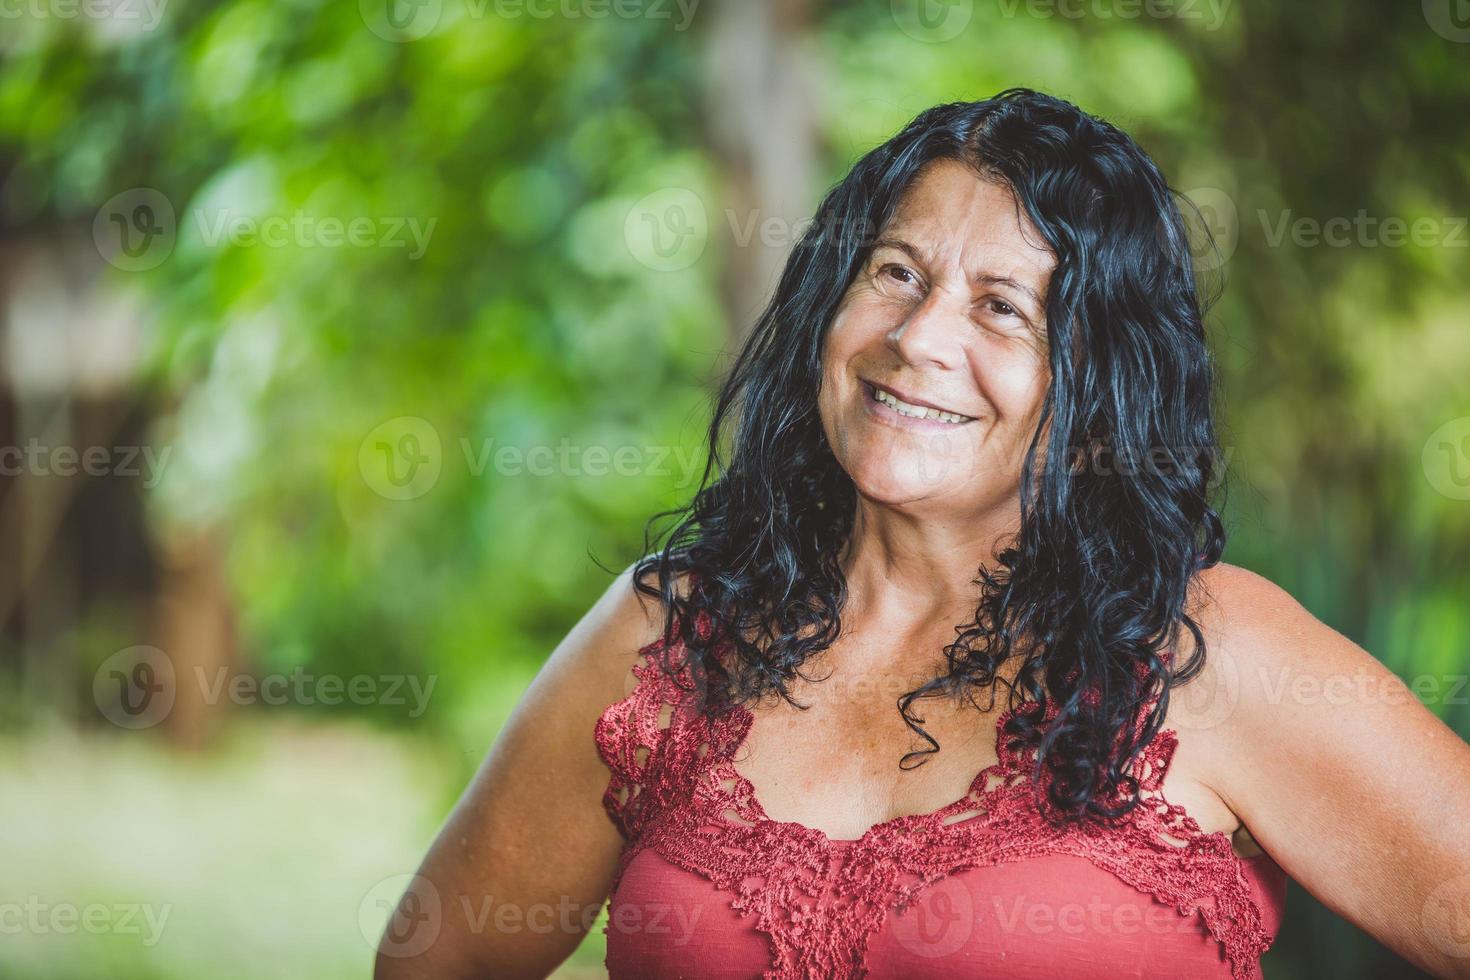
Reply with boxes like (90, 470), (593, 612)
(848, 467), (964, 506)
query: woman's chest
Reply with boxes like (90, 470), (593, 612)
(729, 682), (1006, 840)
(728, 666), (1251, 856)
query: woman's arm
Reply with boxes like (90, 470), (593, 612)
(373, 563), (670, 980)
(1190, 564), (1470, 979)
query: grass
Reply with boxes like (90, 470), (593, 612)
(0, 718), (610, 979)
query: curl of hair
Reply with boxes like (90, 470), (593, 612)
(629, 87), (1228, 827)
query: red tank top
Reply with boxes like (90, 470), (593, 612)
(594, 609), (1288, 979)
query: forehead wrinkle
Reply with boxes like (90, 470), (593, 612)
(881, 161), (1055, 287)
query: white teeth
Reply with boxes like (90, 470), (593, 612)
(873, 387), (971, 423)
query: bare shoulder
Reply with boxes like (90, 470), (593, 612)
(1179, 560), (1388, 712)
(543, 561), (692, 712)
(1187, 560), (1309, 641)
(1165, 563), (1287, 721)
(1161, 562), (1382, 847)
(437, 557), (693, 845)
(1169, 560), (1420, 789)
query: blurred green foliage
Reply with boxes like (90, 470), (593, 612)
(2, 1), (1467, 978)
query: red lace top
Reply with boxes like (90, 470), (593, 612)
(594, 609), (1288, 979)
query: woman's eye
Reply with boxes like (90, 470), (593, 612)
(988, 298), (1018, 317)
(880, 264), (920, 287)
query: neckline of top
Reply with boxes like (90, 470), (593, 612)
(640, 577), (1267, 864)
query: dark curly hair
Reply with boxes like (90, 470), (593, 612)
(628, 87), (1228, 826)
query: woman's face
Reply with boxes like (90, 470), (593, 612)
(818, 158), (1056, 516)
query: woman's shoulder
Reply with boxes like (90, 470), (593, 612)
(1140, 563), (1333, 849)
(1172, 559), (1393, 751)
(1189, 560), (1305, 633)
(1184, 561), (1340, 687)
(490, 561), (693, 776)
(550, 561), (696, 710)
(1172, 562), (1308, 721)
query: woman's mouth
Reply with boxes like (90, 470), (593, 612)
(862, 381), (977, 427)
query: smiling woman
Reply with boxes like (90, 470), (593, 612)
(377, 88), (1470, 980)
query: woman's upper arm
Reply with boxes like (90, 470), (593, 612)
(1191, 564), (1470, 979)
(374, 563), (671, 980)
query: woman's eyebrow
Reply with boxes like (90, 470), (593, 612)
(974, 272), (1044, 310)
(870, 236), (927, 263)
(872, 236), (1044, 309)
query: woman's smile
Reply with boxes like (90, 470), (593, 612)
(860, 379), (978, 430)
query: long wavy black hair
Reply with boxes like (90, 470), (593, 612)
(629, 87), (1229, 826)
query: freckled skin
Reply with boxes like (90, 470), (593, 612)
(817, 157), (1056, 522)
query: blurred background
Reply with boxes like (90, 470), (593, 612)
(1, 1), (1467, 977)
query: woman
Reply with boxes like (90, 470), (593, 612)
(376, 89), (1470, 979)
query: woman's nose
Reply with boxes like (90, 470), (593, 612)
(886, 288), (963, 369)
